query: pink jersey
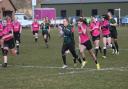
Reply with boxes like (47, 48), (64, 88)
(6, 21), (13, 31)
(101, 20), (110, 36)
(78, 23), (89, 43)
(32, 22), (40, 31)
(0, 23), (3, 37)
(90, 21), (100, 36)
(2, 26), (13, 41)
(13, 21), (21, 32)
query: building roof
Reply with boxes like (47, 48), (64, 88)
(42, 0), (128, 4)
(9, 0), (17, 11)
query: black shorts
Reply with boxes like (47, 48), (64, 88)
(0, 36), (2, 39)
(33, 31), (38, 35)
(103, 34), (111, 38)
(61, 43), (78, 58)
(81, 40), (92, 50)
(92, 35), (100, 42)
(14, 32), (20, 41)
(4, 38), (15, 49)
(42, 30), (48, 36)
(110, 30), (118, 39)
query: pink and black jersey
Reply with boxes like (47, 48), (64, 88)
(90, 21), (100, 37)
(101, 20), (110, 36)
(6, 20), (13, 32)
(0, 23), (3, 38)
(2, 26), (13, 41)
(13, 21), (21, 32)
(78, 23), (89, 44)
(32, 22), (40, 31)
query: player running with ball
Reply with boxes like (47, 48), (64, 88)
(59, 18), (82, 69)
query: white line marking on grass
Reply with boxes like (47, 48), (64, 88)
(76, 48), (128, 51)
(58, 67), (128, 75)
(1, 64), (128, 71)
(0, 64), (128, 76)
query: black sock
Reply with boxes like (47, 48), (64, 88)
(44, 39), (48, 43)
(82, 57), (86, 61)
(112, 44), (116, 51)
(35, 38), (37, 42)
(114, 41), (119, 52)
(73, 58), (77, 64)
(95, 49), (99, 57)
(103, 49), (107, 56)
(77, 57), (82, 64)
(16, 45), (19, 54)
(48, 34), (51, 39)
(99, 46), (102, 53)
(94, 60), (98, 64)
(62, 55), (67, 65)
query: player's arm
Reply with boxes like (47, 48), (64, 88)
(31, 24), (33, 32)
(81, 25), (86, 34)
(20, 24), (22, 33)
(48, 23), (51, 33)
(110, 19), (117, 26)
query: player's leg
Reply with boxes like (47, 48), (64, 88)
(113, 31), (119, 54)
(61, 44), (69, 68)
(44, 33), (48, 48)
(85, 40), (100, 69)
(94, 39), (100, 57)
(9, 39), (17, 56)
(107, 37), (112, 48)
(15, 33), (20, 55)
(111, 32), (116, 54)
(69, 44), (82, 67)
(102, 37), (107, 58)
(79, 44), (87, 68)
(35, 31), (38, 42)
(2, 45), (9, 67)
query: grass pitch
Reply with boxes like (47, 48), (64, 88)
(0, 26), (128, 89)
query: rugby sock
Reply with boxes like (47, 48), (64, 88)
(73, 58), (77, 64)
(112, 44), (116, 50)
(114, 41), (119, 52)
(82, 57), (86, 61)
(62, 55), (67, 65)
(95, 47), (99, 57)
(77, 57), (82, 64)
(94, 60), (98, 64)
(99, 46), (102, 53)
(35, 38), (37, 42)
(4, 56), (7, 63)
(16, 45), (19, 55)
(48, 34), (51, 39)
(103, 49), (107, 56)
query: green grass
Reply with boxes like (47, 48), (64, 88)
(0, 26), (128, 89)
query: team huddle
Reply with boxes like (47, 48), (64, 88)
(0, 12), (119, 70)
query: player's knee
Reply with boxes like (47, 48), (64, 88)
(95, 46), (99, 49)
(3, 49), (8, 56)
(103, 46), (106, 49)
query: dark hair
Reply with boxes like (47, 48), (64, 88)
(102, 14), (109, 20)
(77, 18), (84, 22)
(77, 18), (88, 25)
